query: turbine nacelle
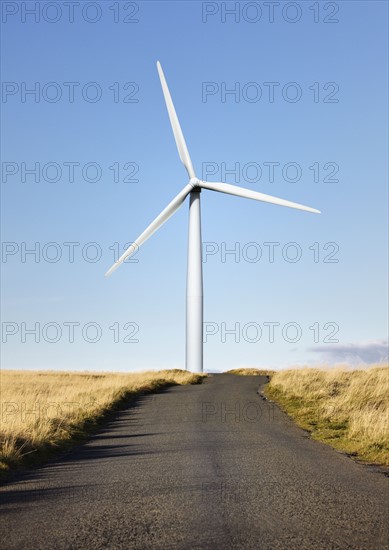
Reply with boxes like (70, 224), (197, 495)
(189, 177), (202, 189)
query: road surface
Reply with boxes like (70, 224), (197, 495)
(1, 374), (388, 549)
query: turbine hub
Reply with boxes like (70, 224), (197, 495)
(189, 177), (201, 188)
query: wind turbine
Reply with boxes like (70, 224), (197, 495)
(105, 61), (320, 373)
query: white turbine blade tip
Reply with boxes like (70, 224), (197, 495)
(105, 262), (121, 277)
(105, 244), (137, 276)
(105, 267), (115, 277)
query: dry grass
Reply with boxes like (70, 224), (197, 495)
(226, 368), (275, 377)
(0, 369), (205, 475)
(265, 365), (389, 466)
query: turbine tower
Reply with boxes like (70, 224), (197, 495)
(105, 62), (320, 373)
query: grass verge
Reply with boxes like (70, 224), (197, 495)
(0, 369), (205, 478)
(264, 365), (389, 466)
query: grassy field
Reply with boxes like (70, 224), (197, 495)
(0, 369), (204, 475)
(226, 368), (275, 377)
(265, 365), (389, 466)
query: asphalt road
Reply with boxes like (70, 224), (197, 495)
(1, 374), (388, 549)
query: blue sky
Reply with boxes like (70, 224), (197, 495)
(1, 0), (388, 371)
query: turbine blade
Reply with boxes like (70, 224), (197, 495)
(105, 184), (192, 276)
(157, 61), (195, 179)
(200, 181), (321, 214)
